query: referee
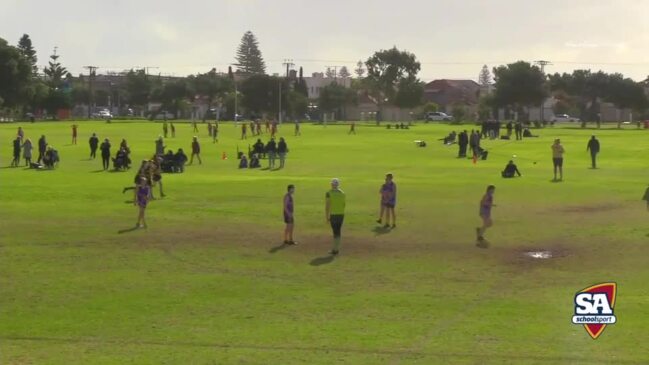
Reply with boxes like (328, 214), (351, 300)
(325, 178), (346, 255)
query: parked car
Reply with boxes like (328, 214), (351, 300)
(91, 109), (112, 119)
(152, 110), (175, 120)
(552, 114), (580, 123)
(425, 112), (453, 122)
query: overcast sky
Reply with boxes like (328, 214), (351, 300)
(2, 0), (648, 81)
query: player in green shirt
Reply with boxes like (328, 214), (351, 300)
(325, 178), (346, 255)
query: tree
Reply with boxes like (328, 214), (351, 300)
(285, 90), (309, 119)
(451, 103), (468, 122)
(492, 61), (547, 120)
(235, 31), (266, 74)
(17, 34), (38, 75)
(338, 66), (351, 79)
(318, 83), (357, 120)
(190, 69), (234, 120)
(294, 66), (308, 97)
(393, 79), (423, 109)
(354, 60), (365, 78)
(0, 37), (33, 108)
(479, 65), (492, 87)
(124, 69), (152, 109)
(240, 74), (287, 116)
(365, 46), (422, 121)
(42, 48), (68, 88)
(325, 67), (337, 79)
(153, 78), (191, 117)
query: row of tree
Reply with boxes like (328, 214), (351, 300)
(2, 31), (648, 122)
(480, 62), (649, 122)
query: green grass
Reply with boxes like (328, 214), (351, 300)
(1, 120), (648, 364)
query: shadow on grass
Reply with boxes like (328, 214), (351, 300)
(372, 226), (392, 236)
(310, 255), (335, 266)
(269, 243), (288, 253)
(118, 226), (139, 234)
(91, 169), (106, 173)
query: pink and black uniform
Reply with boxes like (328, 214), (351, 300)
(137, 185), (150, 208)
(283, 193), (294, 223)
(380, 181), (397, 208)
(480, 192), (493, 218)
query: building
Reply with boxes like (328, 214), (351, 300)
(304, 72), (351, 100)
(423, 79), (481, 112)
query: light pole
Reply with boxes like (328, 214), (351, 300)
(278, 81), (282, 124)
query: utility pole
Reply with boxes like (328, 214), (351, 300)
(326, 65), (341, 81)
(278, 80), (282, 124)
(282, 59), (294, 78)
(534, 60), (552, 123)
(143, 66), (159, 75)
(83, 66), (99, 118)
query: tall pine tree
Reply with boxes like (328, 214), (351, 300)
(43, 48), (68, 88)
(17, 34), (38, 75)
(479, 65), (492, 86)
(235, 31), (266, 74)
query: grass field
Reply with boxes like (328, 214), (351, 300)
(1, 120), (648, 364)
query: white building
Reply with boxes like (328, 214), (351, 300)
(304, 72), (352, 100)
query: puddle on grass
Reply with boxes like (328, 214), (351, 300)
(524, 251), (553, 259)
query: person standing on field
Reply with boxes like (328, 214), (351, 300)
(552, 138), (565, 181)
(190, 136), (202, 165)
(514, 122), (523, 140)
(277, 137), (288, 168)
(100, 138), (111, 170)
(71, 124), (78, 145)
(376, 173), (397, 228)
(37, 135), (47, 163)
(89, 133), (99, 159)
(325, 178), (346, 255)
(170, 122), (176, 138)
(643, 185), (649, 211)
(283, 184), (297, 245)
(476, 185), (496, 243)
(22, 138), (33, 166)
(586, 135), (600, 169)
(134, 176), (150, 228)
(212, 122), (219, 143)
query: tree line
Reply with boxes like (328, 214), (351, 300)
(1, 31), (648, 122)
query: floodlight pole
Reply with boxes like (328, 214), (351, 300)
(278, 81), (282, 124)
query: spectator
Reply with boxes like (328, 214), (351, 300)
(277, 137), (289, 168)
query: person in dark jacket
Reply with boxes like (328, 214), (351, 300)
(37, 135), (47, 163)
(89, 133), (99, 159)
(100, 138), (111, 170)
(265, 138), (277, 169)
(458, 130), (469, 157)
(11, 136), (21, 167)
(501, 160), (522, 178)
(586, 135), (600, 169)
(190, 136), (201, 165)
(514, 122), (523, 140)
(277, 137), (289, 168)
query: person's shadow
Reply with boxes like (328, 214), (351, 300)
(310, 255), (335, 266)
(372, 226), (392, 236)
(268, 243), (288, 253)
(118, 226), (139, 234)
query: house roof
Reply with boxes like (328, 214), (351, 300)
(424, 79), (480, 92)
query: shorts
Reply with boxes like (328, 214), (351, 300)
(153, 174), (162, 182)
(284, 214), (294, 224)
(553, 158), (563, 168)
(382, 202), (395, 208)
(330, 215), (344, 238)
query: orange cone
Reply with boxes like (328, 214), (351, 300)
(222, 151), (228, 160)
